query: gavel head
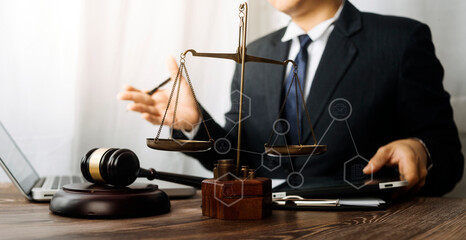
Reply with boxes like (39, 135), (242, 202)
(81, 148), (140, 187)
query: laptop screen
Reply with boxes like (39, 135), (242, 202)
(0, 122), (40, 195)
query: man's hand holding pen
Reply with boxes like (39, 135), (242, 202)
(117, 56), (200, 131)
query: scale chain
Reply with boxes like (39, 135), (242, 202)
(169, 63), (184, 139)
(154, 61), (183, 142)
(182, 61), (213, 140)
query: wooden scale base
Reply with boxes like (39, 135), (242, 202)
(201, 160), (272, 220)
(50, 183), (170, 218)
(202, 178), (272, 220)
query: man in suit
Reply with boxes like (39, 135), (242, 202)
(118, 0), (464, 196)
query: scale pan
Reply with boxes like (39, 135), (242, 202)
(147, 138), (213, 152)
(264, 144), (327, 157)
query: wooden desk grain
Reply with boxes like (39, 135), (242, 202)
(0, 183), (465, 240)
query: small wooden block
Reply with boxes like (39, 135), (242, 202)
(201, 177), (272, 220)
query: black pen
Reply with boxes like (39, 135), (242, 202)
(147, 77), (171, 95)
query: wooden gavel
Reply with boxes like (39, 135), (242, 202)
(80, 148), (205, 188)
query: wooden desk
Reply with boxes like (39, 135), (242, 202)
(0, 183), (465, 240)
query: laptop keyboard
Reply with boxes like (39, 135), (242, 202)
(50, 176), (85, 190)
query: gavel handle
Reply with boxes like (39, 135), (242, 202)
(140, 168), (205, 189)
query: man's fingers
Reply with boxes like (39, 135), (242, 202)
(118, 91), (155, 105)
(128, 103), (160, 116)
(124, 85), (141, 92)
(399, 156), (420, 190)
(141, 112), (174, 126)
(364, 146), (391, 174)
(117, 85), (144, 100)
(142, 113), (161, 125)
(152, 89), (169, 103)
(410, 162), (427, 193)
(418, 158), (428, 181)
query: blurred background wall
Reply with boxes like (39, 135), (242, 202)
(0, 0), (464, 196)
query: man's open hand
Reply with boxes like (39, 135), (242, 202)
(364, 139), (429, 197)
(116, 56), (200, 131)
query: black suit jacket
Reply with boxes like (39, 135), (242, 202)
(180, 1), (464, 196)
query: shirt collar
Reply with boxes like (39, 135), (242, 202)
(281, 1), (344, 42)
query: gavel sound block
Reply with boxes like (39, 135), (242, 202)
(201, 160), (272, 220)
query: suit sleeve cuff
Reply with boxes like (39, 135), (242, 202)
(411, 137), (433, 172)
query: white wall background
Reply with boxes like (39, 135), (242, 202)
(1, 0), (465, 195)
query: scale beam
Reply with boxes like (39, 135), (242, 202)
(148, 2), (324, 174)
(182, 49), (297, 67)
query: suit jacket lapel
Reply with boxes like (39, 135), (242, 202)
(302, 2), (361, 144)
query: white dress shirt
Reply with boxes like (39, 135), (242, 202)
(281, 2), (344, 99)
(184, 2), (344, 137)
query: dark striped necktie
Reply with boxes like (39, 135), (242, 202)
(284, 34), (312, 145)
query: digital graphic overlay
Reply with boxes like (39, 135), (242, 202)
(182, 94), (372, 207)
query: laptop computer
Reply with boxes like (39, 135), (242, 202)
(0, 121), (85, 201)
(0, 121), (195, 201)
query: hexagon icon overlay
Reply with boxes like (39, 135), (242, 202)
(213, 172), (244, 207)
(261, 149), (282, 172)
(224, 90), (252, 124)
(171, 119), (199, 146)
(343, 155), (373, 190)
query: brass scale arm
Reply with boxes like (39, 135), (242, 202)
(181, 48), (297, 67)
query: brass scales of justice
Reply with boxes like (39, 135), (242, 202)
(145, 2), (327, 220)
